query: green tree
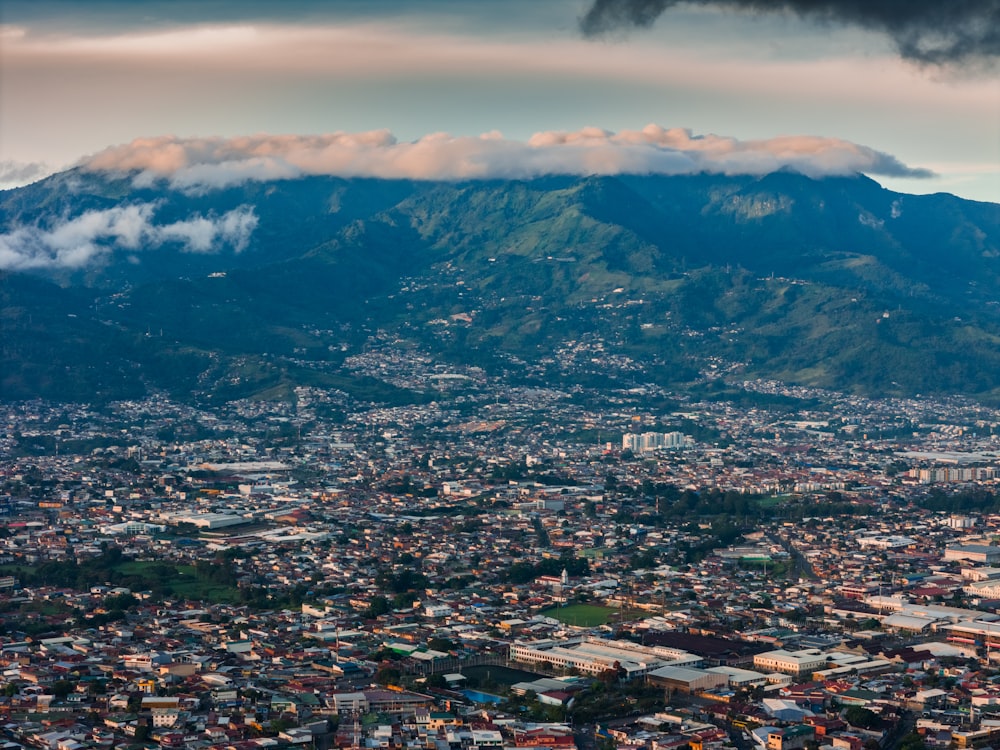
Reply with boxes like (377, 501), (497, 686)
(898, 732), (927, 750)
(844, 706), (879, 730)
(50, 679), (74, 699)
(428, 637), (455, 652)
(376, 666), (402, 686)
(426, 674), (448, 689)
(364, 595), (391, 618)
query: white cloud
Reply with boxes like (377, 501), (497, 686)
(82, 125), (932, 192)
(4, 16), (995, 201)
(0, 203), (258, 270)
(0, 159), (53, 190)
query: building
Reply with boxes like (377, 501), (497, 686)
(622, 432), (693, 453)
(753, 649), (829, 677)
(706, 666), (770, 688)
(141, 696), (181, 728)
(943, 545), (1000, 565)
(767, 725), (815, 750)
(646, 666), (729, 694)
(510, 637), (700, 680)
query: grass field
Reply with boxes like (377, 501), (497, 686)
(9, 559), (245, 605)
(538, 603), (618, 627)
(116, 560), (172, 575)
(757, 494), (793, 508)
(460, 665), (543, 689)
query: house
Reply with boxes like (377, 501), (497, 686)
(767, 725), (815, 750)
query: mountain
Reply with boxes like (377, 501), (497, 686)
(2, 168), (999, 404)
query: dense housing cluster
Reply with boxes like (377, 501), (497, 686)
(4, 359), (1000, 748)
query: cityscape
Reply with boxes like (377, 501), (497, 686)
(5, 345), (1000, 748)
(2, 0), (999, 749)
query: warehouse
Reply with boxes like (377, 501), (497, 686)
(647, 665), (728, 694)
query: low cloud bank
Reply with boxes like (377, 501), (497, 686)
(81, 125), (933, 192)
(0, 202), (257, 270)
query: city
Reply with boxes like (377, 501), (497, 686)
(1, 4), (998, 749)
(4, 352), (1000, 749)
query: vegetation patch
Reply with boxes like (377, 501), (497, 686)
(756, 494), (792, 508)
(539, 603), (617, 627)
(459, 665), (546, 689)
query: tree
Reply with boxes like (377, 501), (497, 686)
(844, 706), (879, 730)
(50, 680), (74, 699)
(898, 732), (927, 750)
(87, 679), (107, 695)
(364, 595), (391, 618)
(598, 662), (626, 685)
(428, 637), (455, 652)
(393, 591), (418, 609)
(376, 666), (402, 686)
(604, 472), (619, 493)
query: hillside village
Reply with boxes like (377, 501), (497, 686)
(5, 365), (1000, 749)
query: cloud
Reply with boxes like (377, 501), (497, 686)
(81, 125), (933, 192)
(0, 159), (53, 190)
(0, 203), (258, 270)
(579, 0), (1000, 67)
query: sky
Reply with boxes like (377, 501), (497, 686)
(1, 0), (998, 202)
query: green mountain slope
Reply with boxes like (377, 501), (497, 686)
(1, 170), (999, 402)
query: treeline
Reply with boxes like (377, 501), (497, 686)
(375, 568), (428, 593)
(14, 547), (132, 590)
(12, 549), (240, 598)
(618, 483), (764, 521)
(919, 487), (1000, 513)
(614, 483), (872, 525)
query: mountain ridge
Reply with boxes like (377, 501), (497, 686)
(2, 169), (999, 403)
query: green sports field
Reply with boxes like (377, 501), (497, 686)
(538, 603), (618, 626)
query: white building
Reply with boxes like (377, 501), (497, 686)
(141, 697), (181, 727)
(707, 665), (770, 688)
(423, 603), (452, 618)
(329, 691), (369, 714)
(753, 649), (829, 677)
(622, 432), (693, 453)
(945, 545), (1000, 565)
(510, 636), (700, 680)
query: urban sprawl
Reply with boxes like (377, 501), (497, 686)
(6, 352), (1000, 750)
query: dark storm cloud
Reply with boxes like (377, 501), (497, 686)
(580, 0), (1000, 66)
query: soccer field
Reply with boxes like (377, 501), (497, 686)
(538, 603), (617, 626)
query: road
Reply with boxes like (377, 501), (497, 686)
(776, 532), (818, 581)
(881, 711), (917, 750)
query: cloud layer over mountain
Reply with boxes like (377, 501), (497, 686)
(81, 125), (932, 192)
(0, 203), (257, 270)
